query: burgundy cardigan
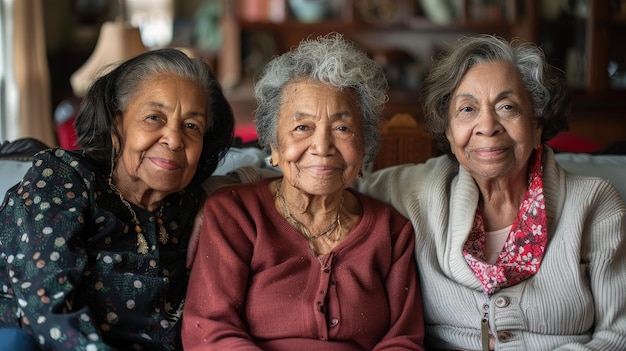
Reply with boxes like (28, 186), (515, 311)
(182, 178), (424, 350)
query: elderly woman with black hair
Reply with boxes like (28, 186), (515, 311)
(182, 34), (425, 350)
(353, 35), (626, 350)
(0, 48), (234, 350)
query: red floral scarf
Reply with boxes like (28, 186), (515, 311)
(463, 146), (547, 296)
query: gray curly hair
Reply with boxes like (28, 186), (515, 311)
(253, 33), (389, 163)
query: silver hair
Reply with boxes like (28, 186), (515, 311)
(253, 33), (389, 163)
(421, 35), (570, 156)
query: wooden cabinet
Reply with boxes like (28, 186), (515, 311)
(226, 0), (625, 148)
(538, 0), (625, 95)
(535, 0), (626, 146)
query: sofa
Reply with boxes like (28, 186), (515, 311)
(1, 139), (625, 203)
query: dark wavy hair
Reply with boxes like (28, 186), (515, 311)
(420, 35), (571, 157)
(74, 48), (234, 185)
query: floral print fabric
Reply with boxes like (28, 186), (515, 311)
(463, 146), (548, 296)
(0, 148), (199, 350)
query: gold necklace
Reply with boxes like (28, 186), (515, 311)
(107, 178), (169, 254)
(156, 206), (169, 245)
(274, 180), (343, 242)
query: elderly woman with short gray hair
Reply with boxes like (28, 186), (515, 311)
(354, 35), (626, 350)
(183, 33), (425, 350)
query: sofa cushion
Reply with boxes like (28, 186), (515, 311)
(0, 160), (32, 197)
(0, 138), (50, 198)
(555, 153), (626, 201)
(213, 147), (267, 175)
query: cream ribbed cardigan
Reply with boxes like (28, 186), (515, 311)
(354, 147), (626, 350)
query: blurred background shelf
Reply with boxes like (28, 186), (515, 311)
(43, 0), (626, 148)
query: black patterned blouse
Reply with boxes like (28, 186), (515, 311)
(0, 148), (201, 350)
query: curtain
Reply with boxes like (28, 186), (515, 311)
(12, 0), (55, 146)
(0, 0), (19, 142)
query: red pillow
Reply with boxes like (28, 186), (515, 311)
(547, 132), (603, 153)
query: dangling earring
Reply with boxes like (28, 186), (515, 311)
(358, 170), (363, 178)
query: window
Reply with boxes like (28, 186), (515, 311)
(0, 0), (18, 142)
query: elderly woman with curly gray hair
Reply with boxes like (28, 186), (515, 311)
(353, 35), (626, 350)
(182, 33), (425, 350)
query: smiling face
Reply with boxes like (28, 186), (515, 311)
(446, 61), (542, 183)
(271, 80), (365, 196)
(113, 73), (208, 204)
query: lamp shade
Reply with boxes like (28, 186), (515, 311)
(70, 19), (147, 97)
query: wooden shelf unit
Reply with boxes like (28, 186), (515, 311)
(228, 0), (625, 149)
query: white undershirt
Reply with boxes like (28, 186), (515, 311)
(484, 225), (512, 264)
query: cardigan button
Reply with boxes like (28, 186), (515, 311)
(328, 318), (339, 327)
(497, 331), (512, 342)
(495, 296), (510, 308)
(317, 302), (326, 313)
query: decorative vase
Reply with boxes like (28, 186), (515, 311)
(288, 0), (332, 23)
